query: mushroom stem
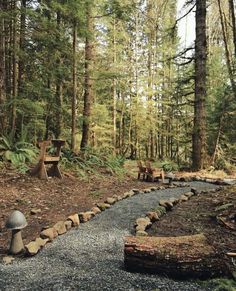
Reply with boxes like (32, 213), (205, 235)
(9, 229), (24, 255)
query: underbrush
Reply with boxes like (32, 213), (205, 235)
(0, 135), (38, 173)
(61, 148), (126, 178)
(0, 136), (126, 178)
(206, 278), (236, 291)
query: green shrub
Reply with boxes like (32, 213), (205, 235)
(0, 136), (37, 172)
(214, 157), (236, 174)
(161, 160), (179, 172)
(209, 278), (236, 291)
(60, 147), (125, 178)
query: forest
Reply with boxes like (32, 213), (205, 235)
(0, 0), (236, 173)
(1, 1), (236, 287)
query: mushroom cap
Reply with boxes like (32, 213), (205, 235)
(5, 210), (27, 230)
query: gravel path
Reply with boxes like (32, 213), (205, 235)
(0, 182), (218, 291)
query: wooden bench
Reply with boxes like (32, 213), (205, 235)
(30, 139), (65, 180)
(145, 161), (165, 183)
(137, 160), (147, 180)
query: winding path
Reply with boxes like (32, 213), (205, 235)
(0, 182), (217, 291)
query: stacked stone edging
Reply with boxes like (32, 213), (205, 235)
(21, 182), (188, 257)
(133, 185), (223, 237)
(2, 177), (228, 261)
(174, 176), (236, 186)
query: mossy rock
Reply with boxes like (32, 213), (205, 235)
(154, 206), (166, 216)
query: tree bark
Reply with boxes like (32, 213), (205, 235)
(228, 0), (236, 58)
(217, 0), (236, 100)
(11, 0), (17, 136)
(80, 2), (93, 151)
(112, 17), (117, 155)
(192, 0), (207, 171)
(55, 10), (63, 139)
(18, 0), (26, 95)
(71, 20), (77, 151)
(124, 234), (228, 278)
(0, 0), (6, 134)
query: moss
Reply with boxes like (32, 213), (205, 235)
(154, 206), (166, 216)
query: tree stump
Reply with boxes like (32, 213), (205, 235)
(124, 234), (228, 278)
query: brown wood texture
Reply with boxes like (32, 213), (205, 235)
(192, 0), (207, 170)
(145, 161), (164, 182)
(30, 140), (64, 180)
(124, 234), (228, 278)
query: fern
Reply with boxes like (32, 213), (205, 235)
(0, 135), (37, 172)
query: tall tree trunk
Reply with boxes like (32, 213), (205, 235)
(80, 2), (93, 151)
(55, 10), (63, 139)
(217, 0), (236, 99)
(11, 0), (17, 136)
(147, 0), (154, 160)
(192, 0), (207, 171)
(18, 0), (26, 95)
(71, 20), (77, 151)
(228, 0), (236, 58)
(0, 0), (6, 134)
(112, 17), (117, 155)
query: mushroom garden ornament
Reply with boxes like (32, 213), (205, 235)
(5, 210), (27, 255)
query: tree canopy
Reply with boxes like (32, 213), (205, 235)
(0, 0), (235, 172)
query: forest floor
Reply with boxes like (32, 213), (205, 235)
(0, 166), (160, 257)
(0, 161), (236, 267)
(148, 185), (236, 276)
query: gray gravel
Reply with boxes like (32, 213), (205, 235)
(0, 182), (218, 291)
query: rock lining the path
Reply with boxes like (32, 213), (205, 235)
(0, 181), (220, 290)
(132, 186), (222, 237)
(1, 177), (224, 261)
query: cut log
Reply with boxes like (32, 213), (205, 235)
(124, 234), (228, 278)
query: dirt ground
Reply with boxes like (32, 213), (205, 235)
(148, 185), (236, 275)
(0, 169), (158, 257)
(0, 163), (235, 270)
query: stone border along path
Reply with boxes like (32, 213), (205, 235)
(0, 182), (224, 290)
(133, 186), (222, 236)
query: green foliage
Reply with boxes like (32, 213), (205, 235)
(105, 154), (126, 176)
(161, 160), (179, 172)
(209, 278), (236, 291)
(61, 147), (125, 178)
(153, 206), (166, 215)
(1, 0), (236, 170)
(0, 136), (37, 172)
(214, 157), (236, 174)
(88, 190), (103, 199)
(215, 203), (234, 212)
